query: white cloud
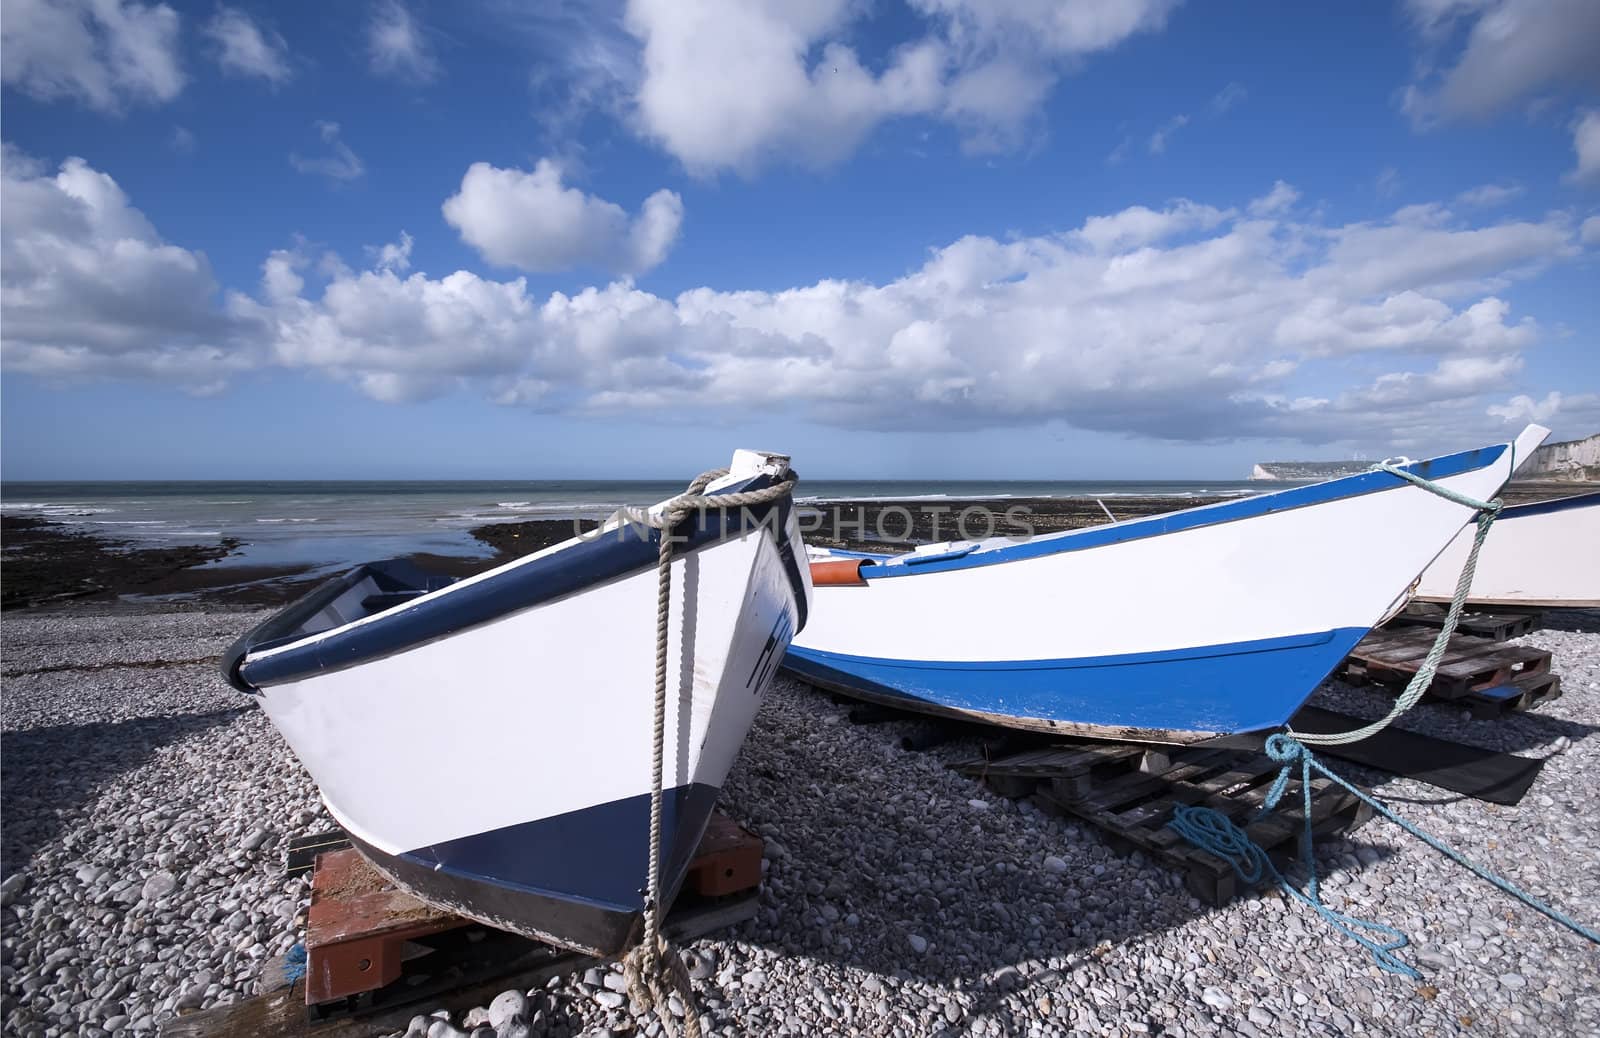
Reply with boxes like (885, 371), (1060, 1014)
(289, 121), (365, 181)
(1488, 389), (1562, 423)
(366, 0), (439, 84)
(1401, 0), (1600, 124)
(0, 0), (183, 113)
(1455, 182), (1523, 207)
(1073, 200), (1230, 252)
(6, 155), (1588, 449)
(1210, 81), (1246, 115)
(1568, 110), (1600, 184)
(1147, 114), (1189, 155)
(202, 6), (291, 85)
(365, 232), (413, 274)
(621, 0), (1180, 174)
(1582, 215), (1600, 246)
(441, 160), (683, 276)
(0, 148), (259, 393)
(1248, 181), (1300, 218)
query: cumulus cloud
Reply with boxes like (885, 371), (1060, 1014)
(5, 153), (1587, 448)
(202, 6), (291, 85)
(0, 0), (183, 113)
(621, 0), (1180, 174)
(1401, 0), (1600, 125)
(1568, 110), (1600, 184)
(289, 121), (364, 181)
(0, 147), (259, 393)
(441, 160), (683, 276)
(366, 0), (439, 84)
(1582, 215), (1600, 246)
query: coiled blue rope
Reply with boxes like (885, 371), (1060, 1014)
(1170, 734), (1600, 978)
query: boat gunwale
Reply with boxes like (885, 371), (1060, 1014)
(233, 473), (805, 690)
(846, 442), (1509, 580)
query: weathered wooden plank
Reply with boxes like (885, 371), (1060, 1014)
(162, 893), (758, 1038)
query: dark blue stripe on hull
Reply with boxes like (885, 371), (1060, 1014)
(360, 782), (720, 955)
(783, 628), (1370, 736)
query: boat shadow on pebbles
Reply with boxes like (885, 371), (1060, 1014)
(1310, 672), (1600, 759)
(0, 707), (253, 875)
(710, 678), (1229, 995)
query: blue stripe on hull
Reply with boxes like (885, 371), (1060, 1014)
(783, 627), (1370, 735)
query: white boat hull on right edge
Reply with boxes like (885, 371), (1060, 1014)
(1414, 490), (1600, 607)
(222, 450), (810, 956)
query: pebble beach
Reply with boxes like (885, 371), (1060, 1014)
(2, 607), (1597, 1037)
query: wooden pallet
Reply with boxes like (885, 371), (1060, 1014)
(954, 742), (1374, 906)
(1341, 627), (1556, 710)
(1387, 605), (1537, 642)
(168, 816), (763, 1037)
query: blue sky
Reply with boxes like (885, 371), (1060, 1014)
(2, 0), (1597, 479)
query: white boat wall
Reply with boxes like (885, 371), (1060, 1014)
(1413, 490), (1600, 607)
(222, 450), (810, 956)
(785, 426), (1550, 744)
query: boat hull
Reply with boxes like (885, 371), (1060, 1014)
(785, 628), (1371, 744)
(1413, 491), (1600, 608)
(242, 467), (808, 955)
(786, 429), (1546, 741)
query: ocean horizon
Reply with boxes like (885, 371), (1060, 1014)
(2, 477), (1273, 571)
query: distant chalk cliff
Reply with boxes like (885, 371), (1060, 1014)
(1520, 432), (1600, 481)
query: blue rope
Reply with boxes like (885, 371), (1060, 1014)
(1169, 734), (1600, 978)
(283, 942), (307, 984)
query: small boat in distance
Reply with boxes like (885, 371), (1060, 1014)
(785, 427), (1549, 744)
(222, 450), (809, 956)
(1413, 490), (1600, 608)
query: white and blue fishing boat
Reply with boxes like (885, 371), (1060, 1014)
(1414, 489), (1600, 608)
(786, 427), (1549, 744)
(222, 450), (808, 955)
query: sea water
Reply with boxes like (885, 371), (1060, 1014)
(1, 478), (1267, 570)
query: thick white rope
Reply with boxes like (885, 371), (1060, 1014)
(622, 466), (797, 1038)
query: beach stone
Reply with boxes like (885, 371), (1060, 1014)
(908, 935), (928, 954)
(1201, 987), (1233, 1011)
(495, 1018), (530, 1038)
(593, 991), (625, 1010)
(139, 873), (176, 902)
(1043, 855), (1068, 874)
(239, 829), (274, 852)
(1, 874), (30, 905)
(683, 950), (716, 982)
(488, 990), (529, 1029)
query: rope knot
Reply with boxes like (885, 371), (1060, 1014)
(1264, 732), (1305, 765)
(622, 936), (702, 1038)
